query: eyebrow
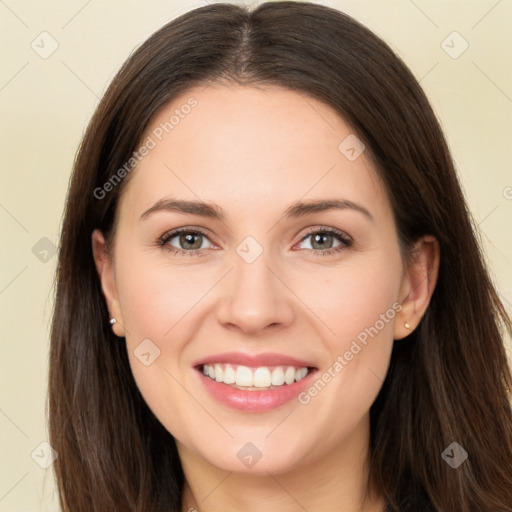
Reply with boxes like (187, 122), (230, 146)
(139, 197), (374, 222)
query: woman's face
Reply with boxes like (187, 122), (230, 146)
(94, 84), (410, 474)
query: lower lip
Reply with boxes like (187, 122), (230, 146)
(195, 367), (317, 413)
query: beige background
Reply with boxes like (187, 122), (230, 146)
(1, 0), (511, 510)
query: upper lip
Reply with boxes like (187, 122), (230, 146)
(193, 352), (317, 369)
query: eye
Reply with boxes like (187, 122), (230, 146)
(158, 228), (214, 256)
(157, 226), (352, 257)
(295, 227), (352, 256)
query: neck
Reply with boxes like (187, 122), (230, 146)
(179, 414), (385, 512)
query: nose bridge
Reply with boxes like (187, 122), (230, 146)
(216, 235), (294, 333)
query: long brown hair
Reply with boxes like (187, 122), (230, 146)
(48, 2), (512, 510)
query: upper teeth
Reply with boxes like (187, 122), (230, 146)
(202, 363), (309, 388)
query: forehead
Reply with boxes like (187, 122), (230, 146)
(118, 84), (389, 225)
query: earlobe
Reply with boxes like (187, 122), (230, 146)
(91, 229), (125, 337)
(394, 235), (440, 340)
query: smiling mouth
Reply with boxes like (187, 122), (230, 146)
(198, 363), (317, 391)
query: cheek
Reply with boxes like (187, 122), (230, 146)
(291, 257), (401, 420)
(113, 252), (209, 432)
(292, 255), (402, 347)
(116, 249), (212, 342)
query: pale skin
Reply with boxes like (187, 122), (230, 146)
(92, 84), (439, 512)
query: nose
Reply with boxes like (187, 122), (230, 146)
(215, 246), (295, 336)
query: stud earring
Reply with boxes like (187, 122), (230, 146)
(109, 318), (117, 325)
(404, 322), (411, 329)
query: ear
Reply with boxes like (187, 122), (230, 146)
(394, 235), (440, 340)
(91, 229), (125, 337)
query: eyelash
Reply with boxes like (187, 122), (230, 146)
(157, 226), (353, 257)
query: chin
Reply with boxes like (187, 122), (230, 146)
(187, 433), (310, 476)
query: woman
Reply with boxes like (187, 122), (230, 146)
(48, 2), (512, 511)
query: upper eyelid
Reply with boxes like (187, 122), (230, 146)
(300, 225), (351, 240)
